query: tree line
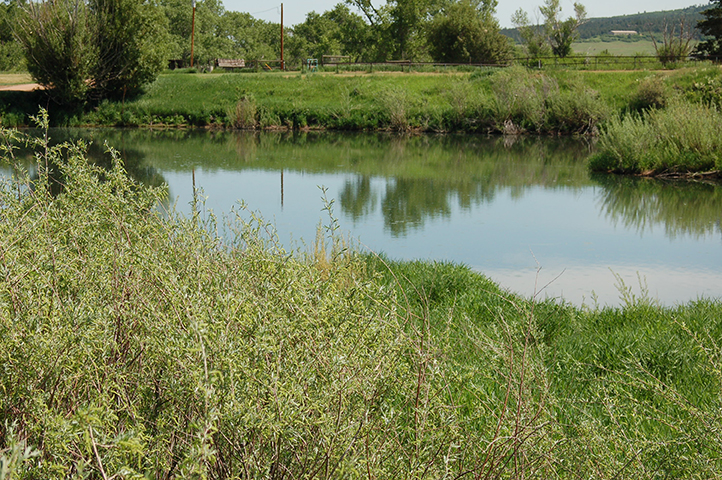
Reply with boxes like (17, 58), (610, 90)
(2, 0), (722, 106)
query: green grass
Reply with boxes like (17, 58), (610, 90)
(2, 115), (722, 478)
(5, 66), (718, 134)
(590, 98), (722, 175)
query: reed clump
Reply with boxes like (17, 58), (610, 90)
(226, 94), (257, 129)
(589, 98), (722, 175)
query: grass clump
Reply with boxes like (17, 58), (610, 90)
(589, 99), (722, 175)
(485, 67), (610, 134)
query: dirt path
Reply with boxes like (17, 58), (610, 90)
(0, 83), (43, 91)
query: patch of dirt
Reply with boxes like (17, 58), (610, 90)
(0, 83), (43, 91)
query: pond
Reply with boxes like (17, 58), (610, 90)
(21, 129), (722, 307)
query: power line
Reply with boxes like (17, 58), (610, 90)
(250, 6), (280, 16)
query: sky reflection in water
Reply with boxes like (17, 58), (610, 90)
(28, 129), (722, 307)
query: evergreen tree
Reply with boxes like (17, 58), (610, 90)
(696, 0), (722, 56)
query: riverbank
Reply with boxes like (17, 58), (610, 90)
(2, 118), (722, 478)
(0, 65), (718, 134)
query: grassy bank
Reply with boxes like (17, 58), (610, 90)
(0, 66), (677, 133)
(2, 66), (720, 143)
(2, 117), (722, 479)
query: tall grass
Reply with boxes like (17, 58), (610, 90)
(590, 98), (722, 175)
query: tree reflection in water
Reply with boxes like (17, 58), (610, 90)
(593, 174), (722, 240)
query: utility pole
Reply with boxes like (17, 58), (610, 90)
(190, 0), (197, 68)
(280, 3), (284, 71)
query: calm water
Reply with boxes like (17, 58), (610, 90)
(22, 129), (722, 307)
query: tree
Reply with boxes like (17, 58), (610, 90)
(325, 4), (373, 61)
(696, 0), (722, 56)
(539, 0), (586, 58)
(427, 0), (511, 64)
(159, 0), (234, 65)
(15, 0), (97, 104)
(91, 0), (171, 99)
(511, 8), (550, 59)
(220, 11), (278, 62)
(15, 0), (169, 104)
(0, 0), (23, 70)
(345, 0), (446, 60)
(651, 18), (694, 66)
(289, 11), (342, 61)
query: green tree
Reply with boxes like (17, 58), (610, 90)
(91, 0), (171, 99)
(289, 11), (342, 61)
(427, 0), (511, 64)
(696, 0), (722, 56)
(160, 0), (234, 65)
(220, 11), (278, 62)
(345, 0), (446, 60)
(288, 5), (373, 63)
(0, 0), (23, 70)
(326, 4), (372, 61)
(16, 0), (169, 104)
(539, 0), (586, 58)
(15, 0), (97, 104)
(511, 8), (550, 59)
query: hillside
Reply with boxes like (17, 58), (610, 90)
(502, 4), (707, 43)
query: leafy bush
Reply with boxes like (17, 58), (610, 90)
(0, 113), (457, 478)
(630, 75), (669, 111)
(15, 0), (170, 104)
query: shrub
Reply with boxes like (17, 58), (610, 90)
(226, 94), (257, 129)
(630, 75), (669, 111)
(0, 112), (458, 479)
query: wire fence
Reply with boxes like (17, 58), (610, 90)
(204, 54), (721, 73)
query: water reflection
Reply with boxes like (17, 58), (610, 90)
(7, 128), (720, 306)
(594, 174), (722, 240)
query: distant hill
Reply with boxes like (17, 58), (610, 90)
(501, 5), (708, 43)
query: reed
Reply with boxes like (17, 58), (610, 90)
(590, 98), (722, 175)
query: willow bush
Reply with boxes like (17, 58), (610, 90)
(0, 112), (458, 478)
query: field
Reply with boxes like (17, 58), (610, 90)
(572, 39), (657, 56)
(0, 73), (32, 86)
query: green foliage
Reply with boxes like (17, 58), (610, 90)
(427, 0), (512, 65)
(488, 66), (609, 134)
(511, 8), (551, 59)
(225, 93), (257, 128)
(650, 18), (694, 67)
(539, 0), (587, 58)
(91, 0), (172, 99)
(590, 98), (722, 174)
(15, 0), (169, 104)
(0, 2), (23, 71)
(15, 0), (96, 104)
(2, 113), (722, 477)
(629, 75), (669, 111)
(0, 113), (458, 478)
(696, 0), (722, 56)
